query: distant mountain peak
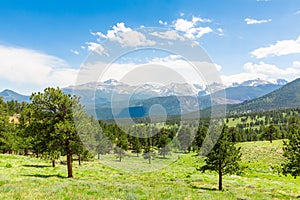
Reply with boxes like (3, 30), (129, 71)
(275, 79), (288, 85)
(0, 89), (30, 103)
(103, 79), (119, 85)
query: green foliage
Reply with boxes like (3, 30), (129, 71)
(199, 127), (242, 190)
(193, 125), (207, 151)
(282, 117), (300, 178)
(157, 134), (171, 158)
(131, 137), (142, 157)
(263, 124), (280, 143)
(115, 136), (129, 162)
(29, 87), (87, 177)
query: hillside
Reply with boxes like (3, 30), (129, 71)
(229, 78), (300, 114)
(0, 89), (30, 103)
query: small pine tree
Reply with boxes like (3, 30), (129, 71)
(143, 137), (156, 164)
(157, 134), (171, 158)
(132, 137), (142, 157)
(199, 127), (242, 190)
(115, 136), (129, 162)
(263, 124), (279, 143)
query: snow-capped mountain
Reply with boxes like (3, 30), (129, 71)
(233, 78), (288, 87)
(66, 79), (206, 98)
(63, 78), (288, 115)
(65, 78), (288, 100)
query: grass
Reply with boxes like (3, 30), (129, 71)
(0, 140), (299, 199)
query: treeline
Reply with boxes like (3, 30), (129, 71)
(225, 108), (300, 143)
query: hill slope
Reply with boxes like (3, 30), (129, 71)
(229, 78), (300, 114)
(0, 89), (30, 103)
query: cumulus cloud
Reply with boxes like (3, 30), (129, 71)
(251, 35), (300, 58)
(0, 45), (78, 93)
(86, 42), (109, 56)
(222, 61), (300, 86)
(245, 18), (272, 24)
(150, 30), (186, 40)
(158, 20), (167, 25)
(173, 17), (213, 40)
(90, 22), (155, 48)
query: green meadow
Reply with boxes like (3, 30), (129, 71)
(0, 140), (299, 200)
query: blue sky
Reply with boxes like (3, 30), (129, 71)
(0, 0), (300, 94)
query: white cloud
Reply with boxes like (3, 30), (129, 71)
(192, 16), (211, 23)
(150, 30), (186, 40)
(251, 35), (300, 58)
(294, 10), (300, 15)
(158, 20), (167, 25)
(173, 17), (213, 40)
(293, 61), (300, 68)
(0, 45), (78, 92)
(81, 55), (221, 86)
(90, 22), (155, 48)
(217, 28), (224, 36)
(245, 18), (272, 24)
(222, 61), (300, 86)
(86, 42), (109, 56)
(70, 49), (80, 55)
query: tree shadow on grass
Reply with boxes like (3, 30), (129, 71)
(22, 174), (67, 179)
(198, 187), (218, 191)
(22, 164), (52, 168)
(190, 184), (218, 191)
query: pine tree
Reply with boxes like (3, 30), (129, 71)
(282, 117), (300, 178)
(132, 137), (142, 157)
(30, 87), (86, 178)
(199, 127), (242, 190)
(263, 124), (279, 143)
(115, 136), (129, 162)
(157, 134), (171, 158)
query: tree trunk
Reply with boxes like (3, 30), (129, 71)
(119, 151), (122, 162)
(52, 159), (56, 167)
(67, 151), (73, 178)
(78, 154), (81, 166)
(98, 153), (100, 160)
(269, 133), (273, 143)
(218, 168), (223, 191)
(148, 155), (151, 164)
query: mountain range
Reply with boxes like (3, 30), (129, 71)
(1, 78), (297, 120)
(229, 78), (300, 114)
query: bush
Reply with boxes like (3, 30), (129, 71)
(5, 163), (12, 168)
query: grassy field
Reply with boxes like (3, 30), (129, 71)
(0, 140), (299, 199)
